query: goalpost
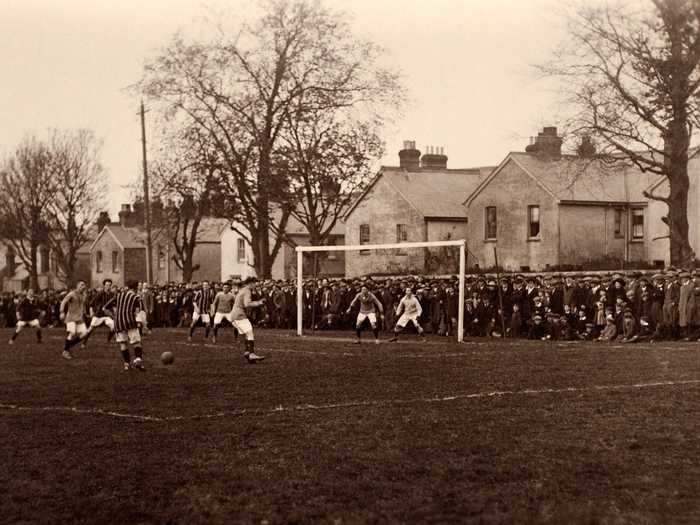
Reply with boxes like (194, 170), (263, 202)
(295, 239), (467, 343)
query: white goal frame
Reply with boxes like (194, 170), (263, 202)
(295, 239), (466, 343)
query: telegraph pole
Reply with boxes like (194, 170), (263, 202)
(140, 100), (153, 284)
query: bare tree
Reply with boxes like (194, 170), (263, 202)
(541, 0), (700, 265)
(150, 126), (223, 282)
(138, 0), (403, 277)
(0, 136), (54, 290)
(45, 129), (107, 287)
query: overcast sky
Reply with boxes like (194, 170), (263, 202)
(0, 0), (567, 218)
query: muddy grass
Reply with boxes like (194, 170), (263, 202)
(2, 328), (700, 524)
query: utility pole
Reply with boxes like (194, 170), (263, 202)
(140, 100), (153, 284)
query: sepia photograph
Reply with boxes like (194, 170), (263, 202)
(2, 0), (700, 523)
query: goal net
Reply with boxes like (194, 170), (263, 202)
(295, 240), (467, 342)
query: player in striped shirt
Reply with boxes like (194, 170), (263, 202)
(346, 285), (384, 344)
(103, 280), (145, 371)
(188, 280), (215, 342)
(388, 288), (426, 342)
(8, 289), (42, 345)
(59, 280), (88, 360)
(231, 277), (266, 363)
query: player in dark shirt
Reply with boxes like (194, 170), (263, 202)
(84, 279), (116, 343)
(188, 281), (216, 342)
(8, 290), (42, 345)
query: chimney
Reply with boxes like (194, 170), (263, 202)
(96, 211), (110, 232)
(576, 135), (596, 158)
(118, 204), (134, 228)
(5, 246), (16, 276)
(525, 126), (563, 157)
(398, 140), (421, 171)
(421, 145), (448, 169)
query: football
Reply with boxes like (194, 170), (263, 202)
(161, 351), (174, 365)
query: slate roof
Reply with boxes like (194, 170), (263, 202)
(346, 166), (492, 220)
(196, 217), (229, 242)
(108, 225), (147, 249)
(466, 152), (664, 206)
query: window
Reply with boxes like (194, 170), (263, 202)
(327, 237), (337, 260)
(632, 209), (644, 239)
(614, 209), (624, 238)
(485, 207), (497, 240)
(237, 238), (246, 263)
(528, 206), (540, 239)
(396, 224), (408, 255)
(40, 246), (50, 274)
(112, 251), (119, 273)
(96, 251), (103, 273)
(359, 224), (370, 255)
(158, 247), (166, 270)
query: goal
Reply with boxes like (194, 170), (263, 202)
(295, 239), (467, 342)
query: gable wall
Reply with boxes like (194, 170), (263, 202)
(345, 176), (426, 277)
(467, 158), (559, 271)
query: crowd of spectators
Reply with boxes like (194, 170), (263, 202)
(2, 268), (699, 342)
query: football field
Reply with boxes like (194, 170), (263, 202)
(2, 328), (700, 524)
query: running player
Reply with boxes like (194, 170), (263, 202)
(345, 285), (384, 344)
(211, 282), (237, 343)
(104, 280), (145, 371)
(231, 276), (266, 363)
(189, 280), (215, 342)
(59, 280), (88, 360)
(388, 287), (426, 342)
(84, 279), (115, 343)
(8, 290), (42, 345)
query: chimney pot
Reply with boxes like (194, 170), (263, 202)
(399, 140), (421, 171)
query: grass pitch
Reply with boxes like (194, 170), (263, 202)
(2, 328), (700, 524)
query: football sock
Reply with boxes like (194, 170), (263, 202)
(11, 331), (18, 341)
(107, 330), (114, 342)
(189, 325), (196, 337)
(205, 326), (210, 338)
(36, 329), (42, 343)
(245, 340), (254, 354)
(134, 346), (143, 359)
(234, 329), (238, 341)
(213, 326), (219, 338)
(355, 327), (362, 340)
(121, 349), (131, 363)
(372, 327), (379, 339)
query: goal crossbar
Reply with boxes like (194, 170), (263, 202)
(295, 239), (466, 342)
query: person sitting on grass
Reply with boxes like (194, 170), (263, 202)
(598, 315), (618, 342)
(618, 308), (639, 343)
(578, 322), (597, 341)
(528, 315), (547, 340)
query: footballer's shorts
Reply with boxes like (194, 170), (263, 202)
(192, 312), (211, 325)
(115, 329), (141, 345)
(16, 319), (40, 330)
(356, 312), (378, 326)
(66, 322), (88, 338)
(213, 312), (235, 325)
(136, 311), (148, 325)
(89, 316), (114, 330)
(232, 318), (253, 335)
(396, 313), (421, 328)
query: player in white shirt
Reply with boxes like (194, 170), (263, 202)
(389, 288), (426, 342)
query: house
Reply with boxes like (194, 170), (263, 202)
(464, 127), (669, 271)
(89, 204), (227, 286)
(342, 141), (492, 277)
(221, 208), (345, 281)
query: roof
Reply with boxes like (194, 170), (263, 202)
(346, 166), (491, 220)
(466, 152), (661, 206)
(109, 225), (147, 249)
(196, 217), (228, 242)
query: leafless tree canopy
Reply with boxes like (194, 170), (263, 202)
(540, 0), (700, 265)
(137, 0), (404, 278)
(0, 130), (106, 289)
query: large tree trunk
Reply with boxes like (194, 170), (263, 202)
(668, 175), (694, 266)
(29, 243), (39, 291)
